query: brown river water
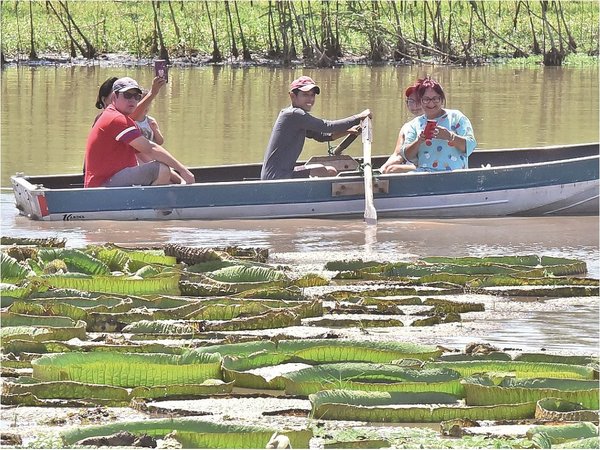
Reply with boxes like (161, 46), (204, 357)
(0, 64), (598, 353)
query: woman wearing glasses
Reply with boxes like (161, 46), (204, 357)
(84, 77), (194, 188)
(401, 76), (476, 172)
(379, 82), (421, 174)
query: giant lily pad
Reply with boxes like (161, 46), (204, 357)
(425, 360), (595, 380)
(462, 376), (599, 409)
(282, 363), (463, 396)
(60, 418), (312, 448)
(32, 349), (222, 387)
(310, 389), (536, 422)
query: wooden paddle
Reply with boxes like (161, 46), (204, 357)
(332, 126), (361, 155)
(361, 117), (377, 225)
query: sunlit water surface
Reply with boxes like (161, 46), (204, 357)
(1, 64), (598, 354)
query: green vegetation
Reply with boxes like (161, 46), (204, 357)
(2, 241), (599, 448)
(1, 1), (598, 66)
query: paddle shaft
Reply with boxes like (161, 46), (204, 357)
(332, 133), (358, 155)
(361, 117), (377, 225)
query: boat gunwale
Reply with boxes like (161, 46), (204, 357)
(10, 143), (600, 194)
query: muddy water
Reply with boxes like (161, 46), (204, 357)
(1, 64), (598, 354)
(1, 65), (598, 182)
(1, 188), (598, 353)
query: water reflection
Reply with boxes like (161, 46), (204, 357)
(1, 64), (598, 354)
(2, 191), (597, 277)
(1, 65), (598, 184)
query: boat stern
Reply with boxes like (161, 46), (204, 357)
(11, 174), (50, 220)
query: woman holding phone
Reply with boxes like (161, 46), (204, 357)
(401, 76), (476, 172)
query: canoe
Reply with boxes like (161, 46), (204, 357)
(10, 143), (599, 221)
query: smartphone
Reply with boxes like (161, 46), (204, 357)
(154, 59), (168, 82)
(423, 120), (437, 139)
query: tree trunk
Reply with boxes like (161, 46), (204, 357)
(368, 1), (384, 62)
(46, 1), (86, 58)
(391, 1), (406, 61)
(152, 0), (169, 61)
(421, 0), (429, 48)
(556, 0), (576, 51)
(321, 0), (336, 58)
(205, 0), (222, 62)
(28, 1), (38, 59)
(333, 0), (342, 57)
(266, 1), (280, 58)
(286, 2), (297, 60)
(276, 1), (291, 64)
(512, 0), (521, 31)
(424, 0), (440, 50)
(540, 0), (564, 66)
(224, 1), (239, 58)
(470, 0), (528, 58)
(63, 1), (77, 57)
(408, 2), (422, 58)
(525, 1), (541, 54)
(59, 0), (96, 58)
(289, 1), (312, 59)
(167, 1), (181, 46)
(445, 0), (453, 55)
(306, 0), (320, 53)
(233, 1), (252, 60)
(15, 1), (22, 59)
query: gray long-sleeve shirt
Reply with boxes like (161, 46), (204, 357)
(260, 106), (361, 180)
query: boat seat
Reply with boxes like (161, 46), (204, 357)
(304, 155), (360, 172)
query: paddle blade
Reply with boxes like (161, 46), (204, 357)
(361, 117), (377, 225)
(363, 163), (378, 225)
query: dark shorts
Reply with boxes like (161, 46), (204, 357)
(104, 161), (161, 187)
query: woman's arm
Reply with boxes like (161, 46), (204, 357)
(148, 116), (164, 145)
(380, 130), (405, 171)
(129, 137), (195, 184)
(130, 77), (166, 121)
(434, 112), (476, 154)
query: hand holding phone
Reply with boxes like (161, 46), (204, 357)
(423, 120), (437, 139)
(423, 120), (437, 145)
(154, 59), (168, 82)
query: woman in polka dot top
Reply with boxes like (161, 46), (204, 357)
(401, 76), (476, 172)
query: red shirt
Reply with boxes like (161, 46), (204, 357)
(84, 105), (142, 188)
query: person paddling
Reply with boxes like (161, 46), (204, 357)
(261, 76), (371, 180)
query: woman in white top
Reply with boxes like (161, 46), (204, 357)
(131, 77), (166, 166)
(132, 77), (166, 145)
(379, 82), (421, 174)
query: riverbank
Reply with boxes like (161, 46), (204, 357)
(2, 1), (598, 70)
(2, 51), (598, 70)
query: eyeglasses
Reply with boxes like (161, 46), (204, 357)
(120, 91), (142, 101)
(421, 96), (442, 104)
(406, 99), (417, 106)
